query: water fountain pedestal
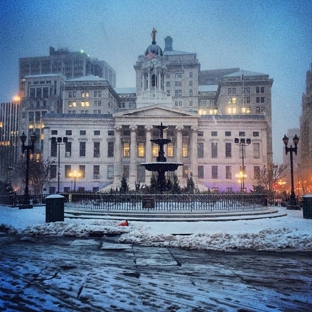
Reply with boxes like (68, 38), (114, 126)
(140, 123), (183, 192)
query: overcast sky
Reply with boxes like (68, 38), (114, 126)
(0, 0), (311, 164)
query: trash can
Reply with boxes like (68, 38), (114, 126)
(45, 194), (64, 222)
(302, 194), (312, 219)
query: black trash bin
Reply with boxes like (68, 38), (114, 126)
(46, 194), (64, 222)
(302, 195), (312, 219)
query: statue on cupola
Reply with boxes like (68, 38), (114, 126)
(135, 28), (172, 109)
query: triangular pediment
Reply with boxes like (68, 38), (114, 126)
(113, 105), (198, 119)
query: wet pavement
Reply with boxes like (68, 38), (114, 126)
(0, 234), (311, 312)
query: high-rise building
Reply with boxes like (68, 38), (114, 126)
(0, 101), (19, 182)
(19, 47), (116, 97)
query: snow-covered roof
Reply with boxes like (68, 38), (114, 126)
(114, 87), (136, 94)
(198, 85), (218, 92)
(67, 75), (107, 82)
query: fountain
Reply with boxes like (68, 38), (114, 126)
(140, 123), (183, 191)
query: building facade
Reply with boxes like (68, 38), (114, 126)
(19, 47), (116, 97)
(0, 101), (19, 182)
(37, 31), (273, 194)
(300, 63), (312, 192)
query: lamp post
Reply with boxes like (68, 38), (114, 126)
(235, 171), (247, 193)
(68, 169), (81, 192)
(234, 137), (251, 192)
(282, 134), (299, 209)
(52, 137), (68, 193)
(20, 131), (36, 208)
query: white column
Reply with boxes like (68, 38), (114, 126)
(190, 126), (198, 186)
(129, 125), (137, 188)
(113, 126), (122, 187)
(176, 126), (183, 180)
(145, 125), (152, 184)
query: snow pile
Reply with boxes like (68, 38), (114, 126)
(1, 205), (312, 251)
(119, 226), (312, 251)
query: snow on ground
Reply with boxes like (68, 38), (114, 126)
(0, 205), (311, 251)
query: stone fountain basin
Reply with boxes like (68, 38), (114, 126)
(140, 162), (183, 171)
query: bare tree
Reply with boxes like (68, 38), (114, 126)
(253, 164), (288, 200)
(13, 157), (52, 195)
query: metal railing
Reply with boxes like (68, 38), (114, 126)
(64, 193), (268, 213)
(0, 193), (268, 213)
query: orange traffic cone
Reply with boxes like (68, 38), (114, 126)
(118, 220), (129, 226)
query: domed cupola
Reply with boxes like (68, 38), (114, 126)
(145, 28), (163, 57)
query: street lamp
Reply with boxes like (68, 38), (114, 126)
(68, 169), (82, 192)
(282, 134), (299, 209)
(52, 137), (68, 193)
(235, 171), (247, 193)
(20, 131), (36, 208)
(234, 137), (251, 192)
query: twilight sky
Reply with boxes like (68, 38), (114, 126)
(0, 0), (311, 164)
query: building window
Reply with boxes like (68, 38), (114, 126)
(80, 130), (86, 135)
(123, 142), (130, 157)
(211, 143), (218, 158)
(212, 166), (218, 179)
(198, 166), (204, 179)
(189, 89), (193, 96)
(65, 141), (72, 157)
(239, 131), (245, 137)
(253, 143), (260, 159)
(107, 165), (114, 179)
(167, 142), (174, 157)
(256, 87), (260, 93)
(226, 166), (232, 179)
(94, 142), (100, 158)
(182, 143), (188, 157)
(189, 72), (193, 78)
(183, 165), (188, 178)
(227, 107), (237, 114)
(225, 131), (231, 137)
(152, 143), (158, 157)
(51, 140), (57, 157)
(79, 142), (86, 157)
(79, 165), (85, 178)
(211, 131), (217, 136)
(198, 142), (204, 158)
(94, 130), (100, 135)
(261, 87), (264, 93)
(242, 107), (251, 113)
(175, 72), (182, 79)
(93, 165), (100, 179)
(261, 97), (265, 103)
(65, 130), (72, 136)
(175, 90), (182, 97)
(138, 142), (145, 157)
(246, 97), (250, 103)
(175, 81), (182, 87)
(228, 88), (231, 94)
(256, 97), (260, 103)
(108, 142), (114, 157)
(225, 143), (232, 158)
(254, 166), (261, 180)
(65, 165), (71, 178)
(50, 165), (57, 179)
(51, 130), (57, 135)
(256, 106), (265, 113)
(253, 132), (259, 137)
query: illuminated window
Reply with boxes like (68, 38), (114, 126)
(209, 109), (217, 115)
(232, 97), (237, 104)
(242, 107), (251, 113)
(138, 142), (145, 157)
(123, 142), (130, 157)
(182, 143), (188, 157)
(167, 142), (174, 157)
(183, 165), (188, 178)
(152, 143), (158, 157)
(81, 101), (89, 107)
(81, 92), (89, 98)
(227, 107), (237, 114)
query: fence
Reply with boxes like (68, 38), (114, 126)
(64, 193), (268, 212)
(0, 193), (268, 212)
